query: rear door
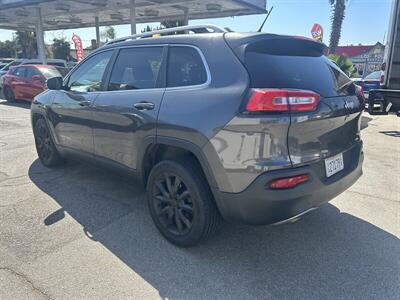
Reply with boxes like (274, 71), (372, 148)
(91, 46), (166, 169)
(242, 37), (364, 167)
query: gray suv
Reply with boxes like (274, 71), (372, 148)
(30, 25), (364, 247)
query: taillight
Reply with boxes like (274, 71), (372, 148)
(355, 85), (365, 101)
(268, 174), (309, 189)
(246, 89), (320, 112)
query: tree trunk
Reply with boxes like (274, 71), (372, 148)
(329, 0), (346, 54)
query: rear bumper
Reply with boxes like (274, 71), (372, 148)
(214, 142), (363, 225)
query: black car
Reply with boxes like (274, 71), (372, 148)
(30, 25), (364, 247)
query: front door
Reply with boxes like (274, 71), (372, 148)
(92, 46), (166, 169)
(48, 50), (115, 154)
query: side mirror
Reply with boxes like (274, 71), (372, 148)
(46, 76), (63, 90)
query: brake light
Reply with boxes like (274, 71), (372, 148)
(355, 85), (365, 101)
(246, 89), (320, 112)
(269, 174), (309, 189)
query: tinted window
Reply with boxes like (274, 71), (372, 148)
(364, 71), (382, 80)
(38, 67), (63, 79)
(245, 46), (354, 97)
(167, 46), (207, 87)
(12, 67), (26, 78)
(68, 50), (113, 92)
(108, 47), (163, 91)
(26, 67), (41, 79)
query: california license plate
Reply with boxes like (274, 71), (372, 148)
(325, 153), (344, 177)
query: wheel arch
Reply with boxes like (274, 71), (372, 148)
(138, 136), (219, 193)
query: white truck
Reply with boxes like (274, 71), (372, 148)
(368, 0), (400, 115)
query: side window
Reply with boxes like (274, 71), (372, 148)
(26, 67), (41, 79)
(13, 67), (27, 78)
(167, 46), (207, 87)
(108, 47), (164, 91)
(67, 50), (113, 92)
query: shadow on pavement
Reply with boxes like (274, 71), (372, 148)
(0, 99), (32, 109)
(361, 115), (373, 130)
(28, 159), (399, 299)
(380, 130), (400, 138)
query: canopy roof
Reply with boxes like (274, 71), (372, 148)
(0, 0), (267, 31)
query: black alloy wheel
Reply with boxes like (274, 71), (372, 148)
(34, 118), (64, 167)
(147, 158), (221, 247)
(152, 172), (194, 235)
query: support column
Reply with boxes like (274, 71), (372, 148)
(183, 7), (189, 26)
(95, 16), (100, 48)
(130, 0), (136, 35)
(35, 7), (46, 64)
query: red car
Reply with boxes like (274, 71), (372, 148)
(2, 64), (67, 102)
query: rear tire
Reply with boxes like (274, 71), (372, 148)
(33, 118), (64, 167)
(4, 86), (15, 102)
(146, 157), (221, 247)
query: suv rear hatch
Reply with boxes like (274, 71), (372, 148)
(225, 33), (364, 168)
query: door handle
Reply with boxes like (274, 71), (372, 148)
(133, 101), (155, 110)
(79, 100), (92, 107)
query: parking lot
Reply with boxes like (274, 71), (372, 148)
(0, 99), (399, 299)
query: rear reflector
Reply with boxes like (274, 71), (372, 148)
(246, 89), (320, 112)
(269, 174), (309, 189)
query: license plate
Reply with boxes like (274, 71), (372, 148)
(325, 153), (344, 177)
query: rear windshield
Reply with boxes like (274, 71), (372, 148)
(245, 47), (354, 97)
(39, 67), (63, 79)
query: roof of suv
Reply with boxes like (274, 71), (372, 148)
(99, 31), (326, 54)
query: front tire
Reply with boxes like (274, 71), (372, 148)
(33, 118), (64, 167)
(4, 86), (15, 102)
(146, 158), (221, 247)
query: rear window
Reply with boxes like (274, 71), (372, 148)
(39, 67), (63, 79)
(244, 41), (354, 97)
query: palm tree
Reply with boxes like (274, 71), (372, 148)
(16, 31), (37, 58)
(329, 0), (347, 54)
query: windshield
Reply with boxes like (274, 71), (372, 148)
(1, 60), (20, 71)
(364, 71), (382, 80)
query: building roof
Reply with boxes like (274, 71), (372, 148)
(336, 42), (384, 57)
(0, 0), (267, 31)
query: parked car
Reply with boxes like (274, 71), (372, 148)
(0, 59), (68, 89)
(352, 70), (384, 99)
(30, 25), (364, 247)
(3, 64), (66, 102)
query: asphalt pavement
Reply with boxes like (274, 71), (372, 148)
(0, 99), (399, 299)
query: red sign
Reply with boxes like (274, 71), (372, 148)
(311, 24), (324, 42)
(72, 34), (84, 62)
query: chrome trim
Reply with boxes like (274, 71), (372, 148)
(271, 207), (318, 226)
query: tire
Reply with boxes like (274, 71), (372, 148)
(4, 86), (15, 102)
(33, 118), (64, 167)
(146, 157), (221, 247)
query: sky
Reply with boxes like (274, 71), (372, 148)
(0, 0), (394, 49)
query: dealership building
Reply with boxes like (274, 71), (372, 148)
(0, 0), (267, 63)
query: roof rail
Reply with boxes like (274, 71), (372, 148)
(106, 24), (227, 45)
